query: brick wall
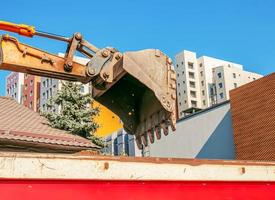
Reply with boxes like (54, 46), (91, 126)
(230, 73), (275, 161)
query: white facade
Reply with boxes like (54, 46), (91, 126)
(175, 50), (262, 118)
(213, 65), (262, 104)
(6, 72), (24, 103)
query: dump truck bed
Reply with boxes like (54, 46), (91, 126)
(0, 152), (274, 199)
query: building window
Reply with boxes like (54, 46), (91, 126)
(177, 73), (179, 77)
(253, 78), (256, 80)
(190, 91), (196, 98)
(30, 90), (33, 97)
(188, 72), (195, 79)
(181, 62), (184, 65)
(46, 79), (49, 87)
(200, 71), (203, 76)
(14, 93), (17, 99)
(176, 64), (178, 68)
(219, 93), (224, 99)
(234, 83), (237, 88)
(50, 78), (53, 85)
(80, 86), (85, 93)
(217, 72), (222, 78)
(203, 100), (206, 105)
(201, 81), (204, 86)
(43, 81), (46, 87)
(53, 84), (56, 89)
(50, 88), (52, 97)
(46, 90), (49, 99)
(210, 87), (214, 95)
(188, 62), (194, 69)
(200, 63), (203, 67)
(7, 89), (9, 94)
(218, 82), (223, 88)
(233, 73), (236, 78)
(30, 80), (33, 86)
(178, 92), (181, 96)
(202, 90), (205, 96)
(42, 92), (45, 99)
(29, 101), (33, 108)
(184, 100), (187, 103)
(189, 81), (195, 88)
(179, 102), (182, 106)
(191, 100), (197, 107)
(178, 83), (180, 86)
(24, 83), (28, 90)
(183, 81), (185, 84)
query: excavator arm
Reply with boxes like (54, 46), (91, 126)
(0, 21), (177, 149)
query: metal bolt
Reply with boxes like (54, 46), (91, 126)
(75, 33), (82, 40)
(64, 61), (73, 72)
(103, 72), (109, 79)
(101, 50), (109, 58)
(115, 53), (122, 60)
(86, 67), (96, 76)
(171, 93), (176, 100)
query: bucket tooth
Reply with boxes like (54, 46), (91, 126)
(170, 117), (176, 131)
(141, 133), (148, 147)
(161, 122), (169, 136)
(148, 129), (155, 143)
(155, 126), (162, 140)
(136, 136), (143, 150)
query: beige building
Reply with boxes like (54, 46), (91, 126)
(175, 50), (262, 119)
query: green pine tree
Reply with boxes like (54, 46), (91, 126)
(42, 81), (104, 147)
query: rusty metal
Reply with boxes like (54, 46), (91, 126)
(92, 49), (177, 148)
(64, 33), (85, 72)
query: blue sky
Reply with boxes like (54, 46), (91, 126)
(0, 0), (274, 95)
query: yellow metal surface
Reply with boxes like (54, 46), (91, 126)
(93, 101), (123, 137)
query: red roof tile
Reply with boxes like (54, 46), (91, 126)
(0, 97), (99, 152)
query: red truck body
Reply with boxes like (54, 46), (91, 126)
(0, 152), (274, 199)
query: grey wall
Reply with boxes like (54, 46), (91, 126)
(145, 101), (235, 159)
(102, 129), (142, 156)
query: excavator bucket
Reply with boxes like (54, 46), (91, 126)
(92, 49), (177, 149)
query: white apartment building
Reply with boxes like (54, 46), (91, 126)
(175, 50), (262, 118)
(6, 72), (24, 103)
